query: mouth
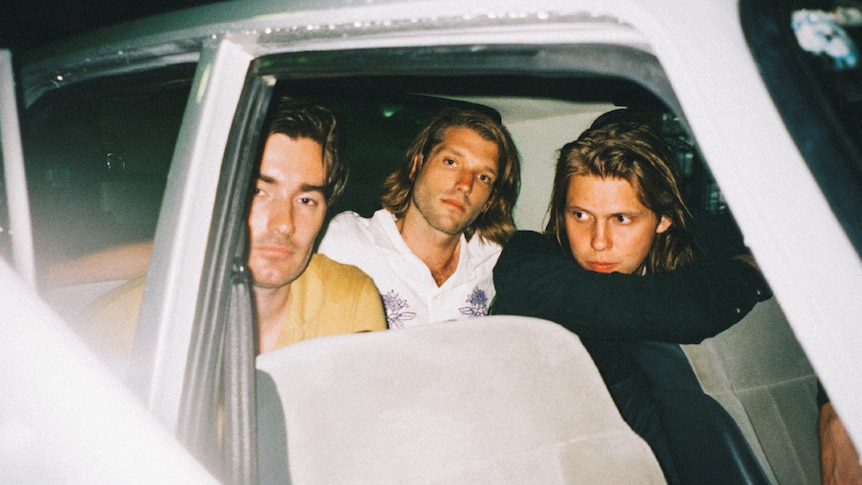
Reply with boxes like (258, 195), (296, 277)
(252, 245), (295, 259)
(587, 262), (617, 273)
(441, 197), (467, 212)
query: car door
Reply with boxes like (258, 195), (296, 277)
(0, 50), (35, 285)
(11, 33), (254, 479)
(0, 47), (219, 484)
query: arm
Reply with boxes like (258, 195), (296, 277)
(354, 274), (389, 332)
(820, 402), (862, 485)
(491, 231), (771, 343)
(46, 241), (153, 287)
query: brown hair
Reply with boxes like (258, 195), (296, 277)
(380, 107), (520, 244)
(545, 121), (696, 273)
(268, 96), (348, 205)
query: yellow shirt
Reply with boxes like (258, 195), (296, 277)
(275, 253), (387, 347)
(78, 253), (386, 362)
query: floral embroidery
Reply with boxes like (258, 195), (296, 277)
(382, 290), (415, 329)
(459, 286), (489, 317)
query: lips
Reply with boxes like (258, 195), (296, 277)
(253, 244), (295, 259)
(441, 197), (467, 212)
(588, 262), (617, 273)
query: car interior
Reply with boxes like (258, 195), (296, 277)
(21, 40), (823, 483)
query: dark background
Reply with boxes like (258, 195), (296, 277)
(0, 0), (222, 54)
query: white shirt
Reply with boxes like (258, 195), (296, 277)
(318, 209), (502, 328)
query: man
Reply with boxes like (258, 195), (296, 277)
(318, 107), (520, 328)
(493, 120), (771, 484)
(78, 97), (386, 359)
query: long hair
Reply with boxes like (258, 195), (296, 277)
(267, 96), (348, 205)
(544, 121), (696, 273)
(380, 107), (520, 244)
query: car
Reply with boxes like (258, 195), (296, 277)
(1, 0), (860, 483)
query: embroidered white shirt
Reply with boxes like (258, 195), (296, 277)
(318, 209), (502, 328)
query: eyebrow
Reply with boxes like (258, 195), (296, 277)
(255, 174), (327, 194)
(300, 183), (327, 194)
(436, 146), (499, 177)
(567, 204), (644, 217)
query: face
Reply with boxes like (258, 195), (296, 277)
(565, 174), (671, 275)
(406, 126), (500, 237)
(247, 133), (327, 289)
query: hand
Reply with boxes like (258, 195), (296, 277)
(820, 402), (862, 485)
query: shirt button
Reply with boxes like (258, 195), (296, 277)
(735, 308), (742, 314)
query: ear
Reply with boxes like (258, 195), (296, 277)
(408, 155), (423, 180)
(656, 215), (672, 234)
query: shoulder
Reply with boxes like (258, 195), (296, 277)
(466, 233), (502, 255)
(324, 210), (369, 234)
(507, 230), (548, 244)
(463, 234), (503, 269)
(501, 230), (559, 254)
(308, 253), (375, 284)
(322, 209), (395, 242)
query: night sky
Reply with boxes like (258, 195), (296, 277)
(0, 0), (222, 54)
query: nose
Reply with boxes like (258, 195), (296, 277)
(455, 169), (474, 194)
(591, 221), (610, 251)
(268, 203), (295, 236)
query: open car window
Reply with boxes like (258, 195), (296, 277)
(260, 51), (737, 255)
(22, 64), (195, 316)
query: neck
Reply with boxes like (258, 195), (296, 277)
(396, 216), (462, 286)
(254, 284), (291, 354)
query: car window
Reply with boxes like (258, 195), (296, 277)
(266, 67), (732, 249)
(22, 64), (195, 286)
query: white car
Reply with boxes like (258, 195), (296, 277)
(1, 0), (859, 483)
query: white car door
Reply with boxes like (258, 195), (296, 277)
(0, 48), (218, 485)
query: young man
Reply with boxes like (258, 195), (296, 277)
(318, 107), (520, 328)
(492, 120), (772, 484)
(78, 97), (386, 358)
(247, 97), (385, 352)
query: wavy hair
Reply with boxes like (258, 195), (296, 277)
(267, 96), (348, 205)
(380, 107), (520, 244)
(545, 121), (696, 273)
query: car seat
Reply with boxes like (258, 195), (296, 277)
(682, 298), (821, 484)
(256, 315), (666, 484)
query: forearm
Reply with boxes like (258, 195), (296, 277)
(492, 231), (770, 343)
(46, 241), (153, 287)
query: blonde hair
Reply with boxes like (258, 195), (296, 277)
(545, 121), (696, 273)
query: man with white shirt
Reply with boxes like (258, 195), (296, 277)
(319, 107), (521, 328)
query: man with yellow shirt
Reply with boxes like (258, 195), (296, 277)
(78, 97), (386, 359)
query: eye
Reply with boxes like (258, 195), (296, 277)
(299, 196), (318, 206)
(443, 158), (456, 166)
(478, 173), (494, 185)
(615, 214), (632, 224)
(569, 210), (589, 221)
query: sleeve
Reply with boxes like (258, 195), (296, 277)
(491, 231), (772, 344)
(352, 273), (388, 333)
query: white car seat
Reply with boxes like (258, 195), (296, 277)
(256, 315), (666, 484)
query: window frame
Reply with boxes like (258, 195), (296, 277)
(191, 40), (688, 480)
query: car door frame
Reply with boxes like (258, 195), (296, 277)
(0, 50), (36, 287)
